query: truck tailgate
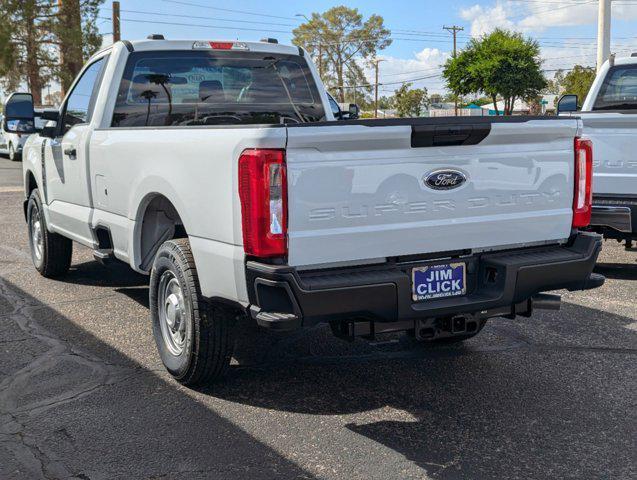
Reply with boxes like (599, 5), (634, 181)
(285, 118), (580, 267)
(580, 113), (637, 196)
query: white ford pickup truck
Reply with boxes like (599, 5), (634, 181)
(558, 54), (637, 248)
(5, 37), (604, 385)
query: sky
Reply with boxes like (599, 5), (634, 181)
(5, 0), (637, 100)
(96, 0), (637, 95)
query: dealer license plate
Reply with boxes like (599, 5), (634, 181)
(412, 262), (466, 301)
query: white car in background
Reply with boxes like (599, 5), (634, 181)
(0, 110), (47, 161)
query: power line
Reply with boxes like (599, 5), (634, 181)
(119, 8), (299, 28)
(332, 73), (442, 90)
(159, 0), (300, 21)
(378, 66), (444, 78)
(508, 0), (597, 21)
(105, 11), (635, 51)
(100, 16), (468, 46)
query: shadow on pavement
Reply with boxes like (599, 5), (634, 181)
(594, 261), (637, 281)
(206, 301), (637, 479)
(0, 278), (316, 480)
(2, 255), (636, 479)
(63, 260), (148, 288)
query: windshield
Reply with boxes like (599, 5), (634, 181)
(592, 64), (637, 111)
(111, 50), (326, 127)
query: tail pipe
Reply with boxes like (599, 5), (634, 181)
(530, 293), (561, 311)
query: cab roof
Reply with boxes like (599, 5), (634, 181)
(125, 38), (302, 56)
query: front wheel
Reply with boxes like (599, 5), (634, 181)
(27, 189), (72, 277)
(150, 239), (236, 386)
(9, 144), (20, 162)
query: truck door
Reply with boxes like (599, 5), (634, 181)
(44, 56), (107, 245)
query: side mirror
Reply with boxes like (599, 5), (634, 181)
(3, 92), (36, 133)
(557, 94), (579, 114)
(348, 103), (360, 120)
(40, 109), (60, 122)
(40, 122), (58, 139)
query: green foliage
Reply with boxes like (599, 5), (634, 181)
(443, 29), (547, 115)
(0, 0), (57, 103)
(461, 96), (491, 107)
(544, 69), (566, 95)
(0, 0), (103, 103)
(393, 83), (428, 117)
(54, 0), (104, 92)
(292, 6), (391, 103)
(542, 65), (595, 107)
(429, 93), (443, 105)
(561, 66), (596, 106)
(377, 95), (394, 110)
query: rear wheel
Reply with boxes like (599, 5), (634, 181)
(150, 239), (236, 386)
(27, 189), (72, 277)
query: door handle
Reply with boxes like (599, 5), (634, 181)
(64, 147), (77, 158)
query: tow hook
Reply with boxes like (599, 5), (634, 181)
(415, 315), (479, 341)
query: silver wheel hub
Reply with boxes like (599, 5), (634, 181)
(30, 210), (43, 261)
(158, 271), (189, 356)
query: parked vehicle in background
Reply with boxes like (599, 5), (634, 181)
(326, 92), (360, 120)
(559, 54), (637, 248)
(7, 37), (603, 386)
(0, 108), (47, 161)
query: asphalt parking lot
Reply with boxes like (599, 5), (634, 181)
(0, 156), (635, 480)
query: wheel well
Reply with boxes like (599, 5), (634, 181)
(26, 171), (38, 195)
(23, 171), (38, 219)
(138, 195), (187, 271)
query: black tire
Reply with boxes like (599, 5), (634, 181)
(150, 239), (236, 386)
(27, 189), (72, 278)
(9, 143), (21, 162)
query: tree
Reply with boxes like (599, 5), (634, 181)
(393, 83), (428, 117)
(0, 0), (57, 105)
(292, 6), (391, 103)
(0, 0), (103, 104)
(429, 93), (443, 105)
(544, 69), (565, 95)
(55, 0), (103, 94)
(377, 95), (394, 110)
(44, 90), (63, 106)
(443, 29), (547, 115)
(561, 65), (596, 107)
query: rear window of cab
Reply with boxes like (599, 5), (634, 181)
(111, 50), (326, 127)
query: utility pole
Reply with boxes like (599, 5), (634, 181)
(318, 43), (323, 80)
(443, 25), (464, 116)
(373, 58), (385, 118)
(113, 1), (121, 43)
(596, 0), (611, 73)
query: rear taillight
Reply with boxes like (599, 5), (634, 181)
(572, 138), (593, 228)
(238, 149), (287, 257)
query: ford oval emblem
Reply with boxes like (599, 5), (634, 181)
(424, 169), (467, 190)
